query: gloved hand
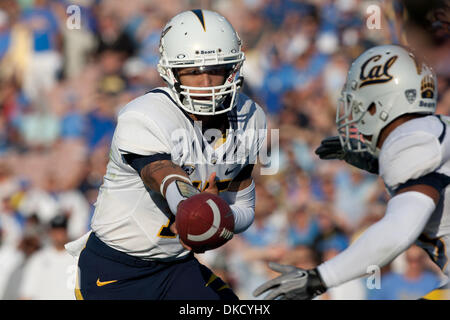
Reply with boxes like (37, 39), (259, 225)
(315, 136), (379, 174)
(253, 262), (327, 300)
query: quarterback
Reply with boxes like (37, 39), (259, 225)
(66, 9), (266, 300)
(254, 45), (450, 300)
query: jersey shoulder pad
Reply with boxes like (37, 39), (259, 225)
(379, 129), (442, 191)
(235, 93), (266, 127)
(234, 94), (267, 158)
(115, 95), (173, 156)
(118, 89), (178, 124)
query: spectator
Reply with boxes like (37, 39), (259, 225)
(18, 172), (90, 240)
(313, 204), (349, 257)
(20, 0), (63, 102)
(278, 245), (320, 270)
(59, 0), (97, 79)
(95, 10), (136, 58)
(334, 167), (378, 231)
(0, 220), (42, 299)
(83, 90), (117, 152)
(367, 245), (443, 300)
(18, 214), (76, 300)
(239, 181), (288, 248)
(19, 100), (61, 150)
(0, 166), (23, 248)
(0, 10), (10, 60)
(286, 204), (320, 248)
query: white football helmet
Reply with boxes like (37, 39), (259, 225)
(337, 44), (437, 157)
(157, 10), (245, 115)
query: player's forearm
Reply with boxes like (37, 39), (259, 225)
(317, 191), (435, 288)
(228, 178), (253, 192)
(140, 160), (189, 195)
(221, 179), (255, 233)
(227, 164), (254, 192)
(140, 160), (200, 215)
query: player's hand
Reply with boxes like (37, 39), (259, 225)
(170, 223), (199, 252)
(315, 136), (379, 174)
(204, 172), (219, 195)
(253, 262), (327, 300)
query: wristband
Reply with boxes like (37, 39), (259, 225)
(160, 174), (191, 196)
(307, 268), (327, 297)
(165, 179), (200, 215)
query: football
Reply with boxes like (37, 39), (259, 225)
(176, 193), (234, 253)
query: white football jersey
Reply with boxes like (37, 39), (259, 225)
(379, 115), (450, 276)
(90, 87), (266, 261)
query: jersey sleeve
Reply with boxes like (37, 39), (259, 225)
(379, 131), (442, 192)
(248, 104), (267, 163)
(256, 107), (267, 154)
(114, 111), (171, 156)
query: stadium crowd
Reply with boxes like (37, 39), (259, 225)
(0, 0), (449, 299)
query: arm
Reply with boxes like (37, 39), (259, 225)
(140, 159), (189, 196)
(317, 185), (437, 288)
(123, 154), (199, 216)
(254, 185), (438, 300)
(221, 165), (256, 234)
(227, 164), (254, 192)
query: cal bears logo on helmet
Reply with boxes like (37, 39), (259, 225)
(421, 75), (435, 99)
(359, 55), (398, 88)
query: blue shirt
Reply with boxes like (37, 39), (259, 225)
(21, 7), (59, 52)
(241, 220), (283, 247)
(260, 60), (304, 114)
(139, 31), (160, 67)
(0, 30), (11, 59)
(287, 218), (320, 247)
(367, 271), (441, 300)
(84, 110), (116, 151)
(61, 111), (85, 139)
(316, 232), (349, 253)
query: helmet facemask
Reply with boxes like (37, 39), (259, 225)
(170, 63), (244, 115)
(336, 91), (373, 155)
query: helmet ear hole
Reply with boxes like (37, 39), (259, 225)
(368, 102), (376, 115)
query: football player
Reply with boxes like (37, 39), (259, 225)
(253, 44), (450, 300)
(65, 9), (266, 300)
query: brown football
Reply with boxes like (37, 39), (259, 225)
(176, 193), (234, 253)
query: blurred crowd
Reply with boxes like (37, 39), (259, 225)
(0, 0), (449, 300)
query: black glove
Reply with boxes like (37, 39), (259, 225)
(253, 262), (327, 300)
(315, 136), (379, 174)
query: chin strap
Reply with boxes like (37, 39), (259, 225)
(237, 75), (244, 88)
(174, 81), (182, 94)
(170, 75), (243, 115)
